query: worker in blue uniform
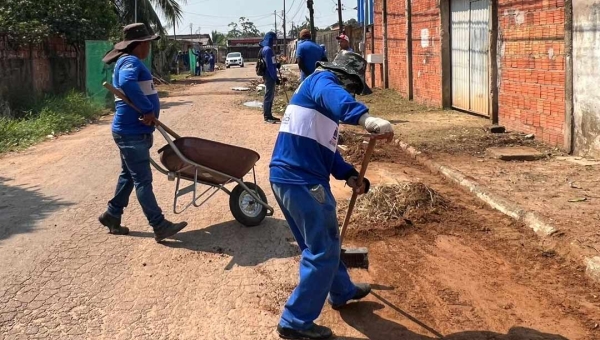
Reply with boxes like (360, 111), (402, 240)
(259, 31), (282, 124)
(269, 51), (394, 339)
(295, 29), (328, 81)
(101, 23), (188, 242)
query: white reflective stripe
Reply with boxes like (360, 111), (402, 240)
(279, 105), (338, 152)
(113, 81), (156, 101)
(138, 80), (157, 96)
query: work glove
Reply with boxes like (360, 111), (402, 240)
(359, 113), (394, 135)
(276, 78), (281, 85)
(344, 169), (371, 195)
(346, 176), (371, 195)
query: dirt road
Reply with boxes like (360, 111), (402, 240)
(0, 67), (598, 339)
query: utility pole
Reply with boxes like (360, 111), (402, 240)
(337, 0), (343, 33)
(363, 0), (368, 57)
(274, 11), (278, 54)
(307, 0), (316, 42)
(174, 24), (179, 75)
(134, 0), (138, 22)
(283, 0), (287, 59)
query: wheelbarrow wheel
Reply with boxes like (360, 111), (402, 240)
(229, 182), (268, 227)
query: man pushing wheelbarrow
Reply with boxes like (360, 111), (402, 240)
(99, 23), (187, 242)
(269, 51), (394, 339)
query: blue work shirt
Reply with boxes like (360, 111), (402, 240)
(296, 39), (327, 81)
(269, 71), (368, 186)
(111, 55), (160, 135)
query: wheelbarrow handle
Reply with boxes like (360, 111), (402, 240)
(102, 82), (181, 139)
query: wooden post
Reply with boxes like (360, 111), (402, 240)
(382, 0), (389, 89)
(489, 0), (499, 123)
(406, 0), (413, 99)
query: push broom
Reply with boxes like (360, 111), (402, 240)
(340, 132), (393, 269)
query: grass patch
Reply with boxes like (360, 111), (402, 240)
(0, 91), (106, 153)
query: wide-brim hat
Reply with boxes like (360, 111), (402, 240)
(316, 50), (372, 95)
(102, 23), (160, 64)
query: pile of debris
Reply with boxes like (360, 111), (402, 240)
(339, 182), (447, 228)
(337, 130), (398, 165)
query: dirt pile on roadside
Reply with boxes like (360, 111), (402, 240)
(339, 182), (448, 240)
(338, 130), (399, 164)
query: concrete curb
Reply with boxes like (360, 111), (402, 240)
(394, 139), (558, 237)
(393, 139), (600, 281)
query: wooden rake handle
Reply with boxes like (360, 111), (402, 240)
(339, 132), (393, 245)
(102, 82), (181, 139)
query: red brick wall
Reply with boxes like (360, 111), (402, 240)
(370, 0), (442, 106)
(497, 0), (566, 146)
(369, 0), (566, 147)
(411, 0), (442, 106)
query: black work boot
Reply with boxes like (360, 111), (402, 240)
(329, 283), (372, 310)
(264, 116), (281, 124)
(277, 324), (333, 340)
(153, 219), (188, 242)
(98, 212), (130, 235)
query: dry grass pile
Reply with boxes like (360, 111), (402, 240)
(337, 130), (399, 165)
(340, 183), (447, 226)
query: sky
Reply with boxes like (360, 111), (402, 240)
(173, 0), (357, 36)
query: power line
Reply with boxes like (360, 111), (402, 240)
(182, 11), (273, 20)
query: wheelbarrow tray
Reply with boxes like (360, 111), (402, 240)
(158, 137), (260, 185)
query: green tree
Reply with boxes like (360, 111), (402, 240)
(110, 0), (186, 36)
(211, 30), (227, 46)
(227, 22), (242, 38)
(0, 0), (117, 45)
(227, 17), (261, 38)
(239, 17), (261, 37)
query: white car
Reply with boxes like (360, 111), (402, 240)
(226, 52), (244, 68)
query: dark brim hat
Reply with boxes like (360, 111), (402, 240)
(102, 23), (160, 64)
(316, 50), (372, 95)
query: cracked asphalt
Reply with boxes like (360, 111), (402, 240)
(0, 67), (303, 339)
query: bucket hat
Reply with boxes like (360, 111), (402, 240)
(316, 50), (372, 95)
(102, 23), (160, 64)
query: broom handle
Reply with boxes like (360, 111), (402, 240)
(339, 137), (378, 246)
(102, 82), (181, 139)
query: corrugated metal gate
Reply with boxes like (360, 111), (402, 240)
(451, 0), (490, 116)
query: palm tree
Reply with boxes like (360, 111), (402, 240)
(111, 0), (185, 35)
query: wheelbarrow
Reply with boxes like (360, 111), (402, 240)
(103, 82), (275, 227)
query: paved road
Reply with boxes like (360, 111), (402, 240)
(0, 67), (309, 339)
(2, 67), (598, 340)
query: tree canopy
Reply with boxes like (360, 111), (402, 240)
(0, 0), (117, 44)
(227, 17), (262, 38)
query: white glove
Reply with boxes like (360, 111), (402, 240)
(359, 113), (394, 134)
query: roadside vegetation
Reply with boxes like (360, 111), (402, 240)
(0, 92), (106, 153)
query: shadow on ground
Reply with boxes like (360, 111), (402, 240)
(0, 176), (72, 242)
(129, 217), (299, 269)
(161, 100), (193, 109)
(336, 293), (569, 340)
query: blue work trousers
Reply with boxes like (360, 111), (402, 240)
(107, 133), (165, 227)
(271, 182), (357, 330)
(263, 75), (276, 119)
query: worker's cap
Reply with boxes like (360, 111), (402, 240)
(336, 34), (350, 43)
(316, 50), (372, 95)
(299, 29), (312, 39)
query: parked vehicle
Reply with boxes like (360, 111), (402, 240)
(225, 52), (244, 68)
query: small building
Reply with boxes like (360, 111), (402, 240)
(227, 36), (285, 61)
(167, 34), (213, 52)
